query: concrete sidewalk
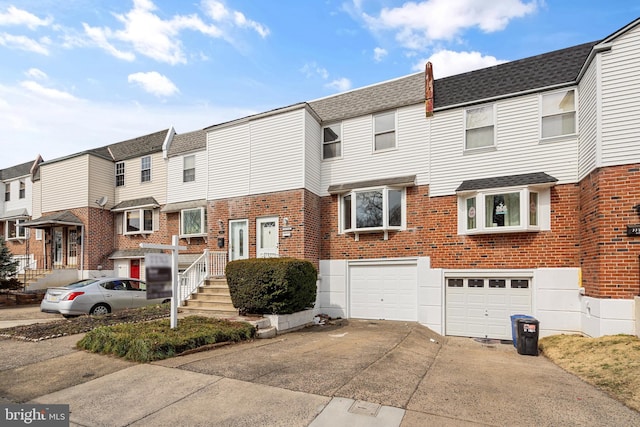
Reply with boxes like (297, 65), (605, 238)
(1, 317), (639, 426)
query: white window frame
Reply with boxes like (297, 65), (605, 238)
(322, 123), (342, 160)
(458, 186), (551, 235)
(140, 156), (151, 183)
(124, 208), (154, 235)
(540, 88), (577, 140)
(6, 218), (27, 240)
(115, 162), (125, 187)
(464, 104), (496, 151)
(339, 186), (405, 237)
(19, 180), (25, 199)
(373, 110), (397, 152)
(183, 155), (196, 183)
(4, 183), (10, 202)
(180, 207), (206, 237)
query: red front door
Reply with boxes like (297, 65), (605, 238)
(130, 260), (140, 279)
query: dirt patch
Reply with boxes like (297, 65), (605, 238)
(540, 334), (640, 412)
(0, 304), (170, 341)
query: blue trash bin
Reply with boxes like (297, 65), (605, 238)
(510, 314), (535, 347)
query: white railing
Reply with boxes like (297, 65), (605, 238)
(178, 250), (227, 305)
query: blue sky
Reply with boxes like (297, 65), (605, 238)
(0, 0), (638, 169)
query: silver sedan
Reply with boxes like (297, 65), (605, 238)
(40, 277), (170, 317)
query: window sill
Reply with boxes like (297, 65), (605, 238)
(322, 156), (343, 162)
(344, 227), (402, 241)
(463, 145), (497, 155)
(180, 234), (207, 239)
(124, 231), (153, 236)
(462, 227), (541, 235)
(538, 133), (578, 144)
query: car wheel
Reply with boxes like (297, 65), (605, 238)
(90, 303), (111, 316)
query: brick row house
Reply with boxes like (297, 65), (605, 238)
(4, 18), (640, 339)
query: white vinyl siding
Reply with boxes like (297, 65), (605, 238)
(429, 94), (579, 197)
(3, 176), (31, 215)
(304, 111), (322, 195)
(88, 156), (115, 210)
(41, 155), (89, 212)
(320, 104), (428, 197)
(578, 57), (599, 180)
(32, 180), (41, 219)
(115, 152), (166, 205)
(166, 149), (208, 204)
(600, 25), (640, 167)
(208, 108), (307, 200)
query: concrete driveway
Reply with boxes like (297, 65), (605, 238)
(1, 314), (639, 426)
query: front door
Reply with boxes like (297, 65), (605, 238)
(130, 260), (140, 279)
(53, 227), (64, 267)
(229, 220), (248, 261)
(257, 217), (278, 258)
(67, 229), (78, 267)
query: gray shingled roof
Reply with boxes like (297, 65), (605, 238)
(167, 129), (206, 157)
(456, 172), (558, 192)
(108, 129), (169, 161)
(22, 211), (83, 227)
(309, 41), (596, 123)
(111, 197), (160, 212)
(0, 160), (35, 180)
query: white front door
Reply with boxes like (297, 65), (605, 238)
(256, 217), (278, 258)
(229, 220), (249, 261)
(53, 227), (64, 267)
(67, 229), (78, 267)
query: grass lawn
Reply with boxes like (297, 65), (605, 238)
(539, 334), (640, 412)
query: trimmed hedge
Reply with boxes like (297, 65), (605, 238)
(226, 258), (317, 315)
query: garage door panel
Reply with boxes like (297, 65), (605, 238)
(446, 277), (532, 340)
(350, 264), (417, 321)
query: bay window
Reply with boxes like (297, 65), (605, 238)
(125, 209), (153, 234)
(6, 218), (26, 240)
(341, 187), (405, 235)
(180, 207), (206, 236)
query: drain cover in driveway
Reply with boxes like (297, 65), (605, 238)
(349, 400), (381, 416)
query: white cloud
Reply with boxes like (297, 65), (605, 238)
(25, 68), (48, 80)
(128, 71), (179, 97)
(373, 47), (387, 62)
(362, 0), (538, 49)
(325, 78), (352, 92)
(0, 82), (255, 168)
(19, 81), (79, 101)
(82, 23), (136, 61)
(301, 62), (329, 80)
(0, 6), (52, 29)
(78, 0), (268, 64)
(0, 33), (49, 54)
(412, 49), (507, 78)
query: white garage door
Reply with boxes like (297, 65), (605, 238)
(349, 263), (418, 321)
(446, 277), (532, 340)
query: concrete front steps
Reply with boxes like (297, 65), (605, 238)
(181, 278), (239, 316)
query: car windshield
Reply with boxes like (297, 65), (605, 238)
(65, 279), (99, 289)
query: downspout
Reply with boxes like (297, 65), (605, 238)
(80, 224), (85, 279)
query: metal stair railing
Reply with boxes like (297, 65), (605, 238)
(178, 250), (227, 305)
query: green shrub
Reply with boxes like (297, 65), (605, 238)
(226, 258), (317, 315)
(77, 316), (256, 362)
(0, 278), (23, 292)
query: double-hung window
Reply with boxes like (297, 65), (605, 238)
(341, 187), (404, 234)
(6, 218), (26, 240)
(465, 105), (495, 150)
(115, 162), (125, 187)
(183, 155), (195, 182)
(19, 180), (25, 199)
(180, 208), (206, 236)
(141, 156), (151, 183)
(322, 123), (341, 159)
(541, 89), (576, 139)
(374, 111), (396, 151)
(124, 209), (153, 234)
(4, 183), (9, 202)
